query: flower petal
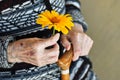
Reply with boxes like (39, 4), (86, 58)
(61, 27), (69, 34)
(36, 10), (74, 34)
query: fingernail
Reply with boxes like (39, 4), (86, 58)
(66, 45), (70, 50)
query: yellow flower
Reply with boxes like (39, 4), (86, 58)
(36, 10), (74, 34)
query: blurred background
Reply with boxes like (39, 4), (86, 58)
(80, 0), (120, 80)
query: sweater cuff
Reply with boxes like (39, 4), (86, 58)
(0, 36), (15, 68)
(66, 6), (88, 32)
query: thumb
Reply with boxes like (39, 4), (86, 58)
(61, 35), (71, 50)
(43, 33), (60, 47)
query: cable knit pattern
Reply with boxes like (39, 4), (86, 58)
(66, 7), (88, 32)
(0, 36), (15, 68)
(0, 0), (88, 68)
(65, 0), (88, 32)
(0, 0), (97, 80)
(0, 0), (65, 36)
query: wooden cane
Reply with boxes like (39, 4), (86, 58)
(57, 47), (73, 80)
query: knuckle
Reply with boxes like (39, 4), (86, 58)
(54, 49), (59, 54)
(55, 57), (58, 62)
(52, 56), (58, 63)
(56, 50), (59, 54)
(55, 52), (59, 57)
(55, 48), (59, 52)
(54, 58), (58, 63)
(48, 60), (53, 64)
(89, 38), (94, 45)
(91, 39), (94, 44)
(74, 32), (81, 37)
(52, 51), (59, 58)
(81, 51), (88, 56)
(84, 34), (88, 38)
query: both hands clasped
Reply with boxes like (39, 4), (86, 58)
(7, 23), (93, 67)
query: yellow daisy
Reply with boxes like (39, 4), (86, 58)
(36, 10), (74, 34)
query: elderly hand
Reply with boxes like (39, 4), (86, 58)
(61, 23), (93, 61)
(7, 33), (60, 67)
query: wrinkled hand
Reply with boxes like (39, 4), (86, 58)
(61, 23), (93, 61)
(7, 33), (60, 67)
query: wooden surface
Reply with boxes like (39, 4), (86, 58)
(80, 0), (120, 80)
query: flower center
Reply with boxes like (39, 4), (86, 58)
(51, 17), (60, 24)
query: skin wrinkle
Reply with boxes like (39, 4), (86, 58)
(7, 21), (93, 67)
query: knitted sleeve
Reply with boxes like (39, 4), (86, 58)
(65, 0), (88, 32)
(0, 36), (15, 68)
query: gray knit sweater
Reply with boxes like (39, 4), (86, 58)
(0, 0), (87, 68)
(0, 0), (97, 80)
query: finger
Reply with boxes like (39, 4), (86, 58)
(47, 55), (59, 64)
(36, 44), (59, 66)
(42, 33), (60, 47)
(19, 54), (38, 66)
(24, 57), (38, 66)
(71, 33), (83, 61)
(81, 35), (93, 56)
(45, 43), (59, 57)
(61, 35), (71, 50)
(80, 36), (88, 56)
(29, 51), (51, 67)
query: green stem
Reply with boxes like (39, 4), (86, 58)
(52, 27), (55, 35)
